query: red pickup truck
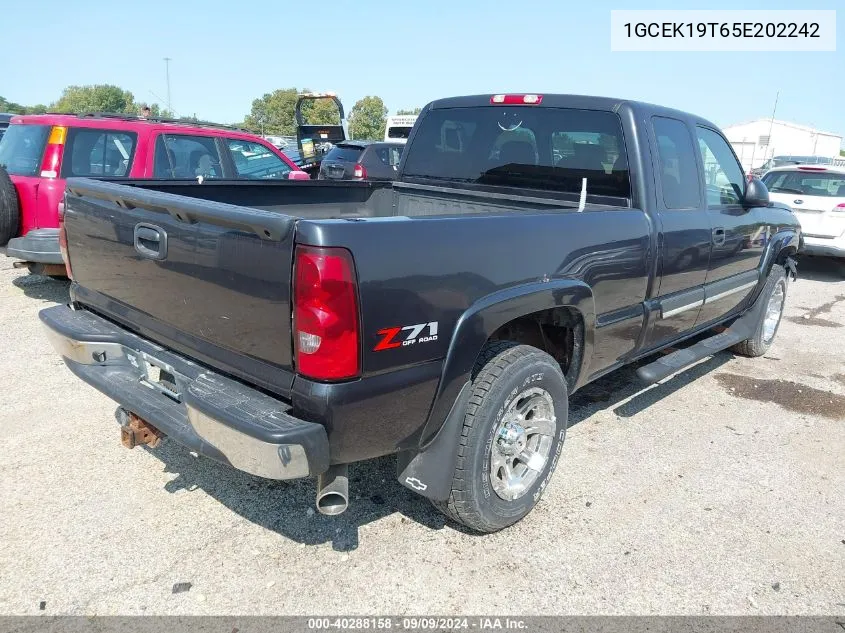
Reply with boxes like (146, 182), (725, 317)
(0, 112), (308, 275)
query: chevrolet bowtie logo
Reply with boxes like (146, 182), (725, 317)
(404, 477), (428, 491)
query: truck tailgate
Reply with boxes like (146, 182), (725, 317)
(63, 178), (298, 397)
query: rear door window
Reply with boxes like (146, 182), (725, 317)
(62, 129), (137, 177)
(0, 124), (50, 176)
(651, 117), (701, 210)
(225, 139), (291, 179)
(372, 146), (403, 167)
(401, 107), (630, 198)
(154, 134), (222, 179)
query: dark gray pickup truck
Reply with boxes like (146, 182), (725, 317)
(41, 94), (801, 532)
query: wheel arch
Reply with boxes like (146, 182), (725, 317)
(396, 279), (595, 501)
(761, 228), (800, 276)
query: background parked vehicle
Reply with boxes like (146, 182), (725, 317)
(0, 112), (308, 272)
(762, 165), (845, 272)
(44, 93), (800, 533)
(295, 92), (348, 178)
(317, 141), (404, 181)
(750, 155), (837, 178)
(384, 115), (418, 143)
(0, 113), (12, 142)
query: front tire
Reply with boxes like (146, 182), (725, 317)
(432, 342), (568, 533)
(731, 264), (787, 357)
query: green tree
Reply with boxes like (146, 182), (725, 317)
(244, 88), (300, 136)
(348, 96), (387, 140)
(300, 97), (341, 125)
(1, 96), (50, 115)
(396, 107), (422, 115)
(0, 96), (25, 114)
(51, 84), (136, 114)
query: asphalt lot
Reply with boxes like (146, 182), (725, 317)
(0, 254), (843, 616)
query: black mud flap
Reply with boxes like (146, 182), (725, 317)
(396, 381), (471, 501)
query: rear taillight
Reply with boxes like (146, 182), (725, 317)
(353, 163), (367, 179)
(490, 94), (543, 105)
(39, 126), (67, 178)
(833, 204), (845, 213)
(293, 245), (360, 381)
(58, 199), (73, 279)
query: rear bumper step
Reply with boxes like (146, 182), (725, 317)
(39, 305), (330, 479)
(6, 228), (63, 264)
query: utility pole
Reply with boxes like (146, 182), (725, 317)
(765, 91), (779, 162)
(163, 57), (172, 113)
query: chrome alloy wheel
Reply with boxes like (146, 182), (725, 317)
(762, 280), (786, 343)
(489, 387), (556, 501)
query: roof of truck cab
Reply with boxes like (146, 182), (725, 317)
(427, 94), (720, 130)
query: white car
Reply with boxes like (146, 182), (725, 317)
(762, 165), (845, 264)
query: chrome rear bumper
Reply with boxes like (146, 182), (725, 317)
(40, 305), (330, 480)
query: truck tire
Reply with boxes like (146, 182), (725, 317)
(432, 341), (568, 533)
(0, 165), (20, 246)
(731, 264), (787, 358)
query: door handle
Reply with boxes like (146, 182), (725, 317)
(134, 223), (168, 260)
(712, 227), (726, 246)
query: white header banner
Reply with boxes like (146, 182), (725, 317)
(611, 10), (836, 52)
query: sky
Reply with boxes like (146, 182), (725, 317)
(1, 0), (842, 143)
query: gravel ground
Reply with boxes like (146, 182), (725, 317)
(0, 253), (843, 616)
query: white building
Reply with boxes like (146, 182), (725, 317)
(722, 119), (842, 171)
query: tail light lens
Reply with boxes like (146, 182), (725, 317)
(293, 245), (360, 381)
(39, 126), (67, 178)
(353, 163), (366, 179)
(58, 199), (73, 279)
(833, 204), (845, 213)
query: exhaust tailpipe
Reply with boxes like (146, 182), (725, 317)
(316, 464), (349, 516)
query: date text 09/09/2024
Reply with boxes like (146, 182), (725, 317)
(623, 22), (820, 38)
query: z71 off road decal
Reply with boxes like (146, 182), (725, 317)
(374, 322), (438, 351)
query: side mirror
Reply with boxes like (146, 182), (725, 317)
(744, 176), (770, 207)
(288, 170), (311, 181)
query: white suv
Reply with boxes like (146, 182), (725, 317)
(762, 165), (845, 266)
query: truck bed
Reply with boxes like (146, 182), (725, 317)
(63, 176), (640, 406)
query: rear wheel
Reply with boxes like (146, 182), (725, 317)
(731, 264), (787, 358)
(0, 166), (20, 246)
(432, 342), (568, 533)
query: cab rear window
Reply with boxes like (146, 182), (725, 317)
(0, 124), (50, 176)
(402, 107), (630, 199)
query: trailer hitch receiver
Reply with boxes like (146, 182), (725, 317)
(118, 408), (164, 449)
